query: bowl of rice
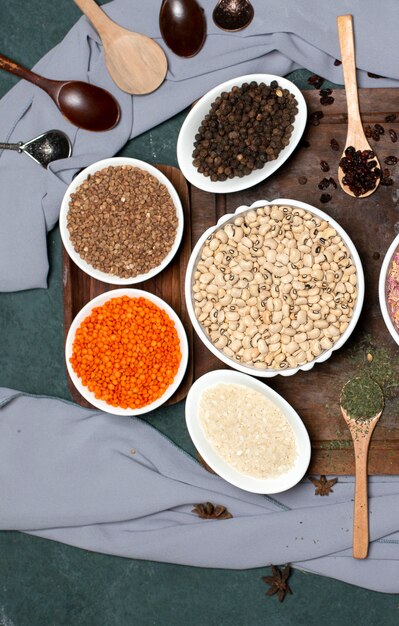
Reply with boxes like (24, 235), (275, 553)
(185, 369), (311, 494)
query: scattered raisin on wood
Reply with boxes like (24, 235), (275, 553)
(368, 72), (381, 79)
(307, 74), (325, 89)
(334, 59), (342, 66)
(374, 124), (385, 135)
(330, 138), (340, 151)
(298, 176), (307, 185)
(320, 193), (332, 203)
(320, 160), (330, 172)
(364, 125), (373, 138)
(389, 129), (398, 143)
(329, 177), (337, 189)
(320, 95), (334, 106)
(384, 156), (398, 165)
(371, 129), (381, 141)
(385, 114), (397, 123)
(309, 110), (324, 126)
(301, 139), (311, 148)
(318, 177), (331, 190)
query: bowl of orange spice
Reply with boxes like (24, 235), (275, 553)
(66, 289), (188, 415)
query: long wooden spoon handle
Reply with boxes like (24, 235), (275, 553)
(352, 435), (370, 558)
(74, 0), (113, 37)
(0, 53), (47, 88)
(337, 15), (362, 135)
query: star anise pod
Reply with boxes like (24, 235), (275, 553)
(308, 475), (338, 496)
(192, 502), (233, 520)
(262, 565), (292, 602)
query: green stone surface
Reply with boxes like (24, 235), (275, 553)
(0, 2), (398, 625)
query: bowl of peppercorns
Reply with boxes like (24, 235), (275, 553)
(60, 157), (184, 284)
(177, 74), (306, 193)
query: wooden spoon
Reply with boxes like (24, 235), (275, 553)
(0, 53), (120, 131)
(74, 0), (167, 94)
(337, 14), (380, 198)
(340, 377), (384, 559)
(213, 0), (254, 32)
(159, 0), (206, 58)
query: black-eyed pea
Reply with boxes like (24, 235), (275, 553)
(262, 310), (271, 325)
(281, 334), (291, 345)
(310, 339), (322, 356)
(297, 310), (307, 325)
(198, 311), (209, 322)
(247, 326), (259, 339)
(194, 306), (202, 317)
(250, 306), (259, 320)
(303, 320), (314, 333)
(213, 274), (226, 287)
(300, 340), (310, 352)
(321, 292), (334, 303)
(253, 361), (267, 370)
(229, 338), (242, 353)
(214, 335), (228, 350)
(257, 339), (268, 354)
(250, 347), (260, 360)
(287, 355), (298, 368)
(307, 295), (319, 306)
(230, 287), (242, 299)
(226, 311), (239, 322)
(324, 325), (340, 338)
(268, 342), (281, 354)
(274, 353), (286, 366)
(346, 282), (355, 295)
(303, 253), (313, 268)
(223, 345), (235, 358)
(234, 298), (246, 309)
(286, 341), (299, 355)
(280, 273), (293, 285)
(217, 310), (225, 324)
(340, 321), (349, 333)
(326, 313), (337, 324)
(269, 332), (281, 345)
(320, 336), (333, 350)
(246, 296), (257, 307)
(298, 244), (311, 254)
(281, 317), (291, 329)
(276, 252), (289, 264)
(269, 323), (283, 335)
(307, 328), (320, 340)
(308, 309), (321, 321)
(266, 249), (277, 263)
(242, 335), (252, 350)
(272, 310), (283, 324)
(294, 332), (307, 343)
(242, 348), (253, 361)
(295, 349), (307, 365)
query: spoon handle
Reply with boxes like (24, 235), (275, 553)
(0, 53), (49, 90)
(351, 417), (379, 559)
(74, 0), (113, 38)
(337, 15), (363, 137)
(0, 141), (22, 151)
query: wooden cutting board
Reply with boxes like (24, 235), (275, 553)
(63, 88), (399, 474)
(63, 164), (193, 407)
(189, 87), (399, 474)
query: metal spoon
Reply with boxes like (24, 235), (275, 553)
(337, 15), (380, 198)
(0, 53), (120, 132)
(159, 0), (206, 58)
(340, 377), (384, 559)
(213, 0), (254, 31)
(0, 130), (72, 168)
(74, 0), (167, 94)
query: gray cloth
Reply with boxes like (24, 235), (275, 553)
(1, 0), (399, 290)
(1, 387), (399, 593)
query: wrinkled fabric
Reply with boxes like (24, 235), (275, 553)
(1, 388), (399, 593)
(1, 0), (399, 290)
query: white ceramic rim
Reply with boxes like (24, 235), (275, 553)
(185, 198), (365, 377)
(65, 288), (189, 416)
(379, 233), (399, 346)
(60, 157), (184, 285)
(185, 369), (311, 494)
(176, 73), (307, 194)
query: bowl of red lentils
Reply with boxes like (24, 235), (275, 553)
(60, 157), (184, 285)
(379, 234), (399, 346)
(65, 289), (189, 415)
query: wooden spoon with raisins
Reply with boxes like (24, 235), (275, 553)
(337, 15), (381, 198)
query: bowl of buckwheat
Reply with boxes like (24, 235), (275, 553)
(60, 157), (184, 284)
(185, 199), (364, 377)
(177, 73), (307, 194)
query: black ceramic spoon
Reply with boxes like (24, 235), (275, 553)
(159, 0), (206, 58)
(0, 53), (120, 132)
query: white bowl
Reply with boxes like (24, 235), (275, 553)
(60, 157), (184, 285)
(379, 234), (399, 346)
(185, 198), (365, 377)
(65, 288), (189, 416)
(186, 370), (311, 494)
(177, 73), (306, 194)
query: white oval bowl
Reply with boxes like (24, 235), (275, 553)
(186, 369), (311, 494)
(65, 288), (189, 416)
(177, 73), (306, 194)
(185, 198), (365, 377)
(379, 233), (399, 346)
(60, 157), (184, 285)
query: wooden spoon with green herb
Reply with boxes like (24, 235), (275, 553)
(340, 376), (384, 559)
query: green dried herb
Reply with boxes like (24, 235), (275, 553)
(341, 375), (384, 421)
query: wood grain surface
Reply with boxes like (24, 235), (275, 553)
(190, 87), (399, 474)
(63, 164), (193, 408)
(64, 88), (399, 474)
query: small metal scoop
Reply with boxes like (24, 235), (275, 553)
(0, 129), (72, 168)
(213, 0), (254, 31)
